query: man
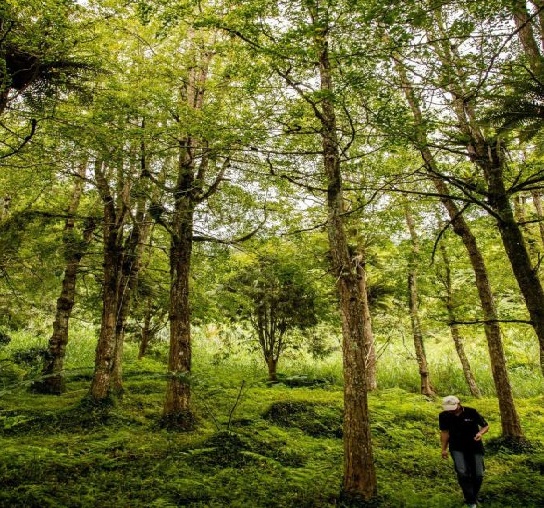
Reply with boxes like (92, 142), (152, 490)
(439, 395), (489, 508)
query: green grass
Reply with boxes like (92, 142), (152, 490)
(1, 329), (543, 507)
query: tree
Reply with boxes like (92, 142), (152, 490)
(423, 3), (544, 377)
(436, 230), (481, 398)
(33, 162), (96, 395)
(392, 58), (523, 436)
(375, 1), (525, 439)
(216, 0), (379, 499)
(222, 241), (320, 381)
(404, 202), (435, 397)
(0, 0), (97, 162)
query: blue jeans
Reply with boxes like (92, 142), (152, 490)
(450, 450), (484, 504)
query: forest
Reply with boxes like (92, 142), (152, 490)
(1, 0), (544, 506)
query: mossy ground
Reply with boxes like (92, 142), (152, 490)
(1, 335), (543, 507)
(1, 370), (544, 507)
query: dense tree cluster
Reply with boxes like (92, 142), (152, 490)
(2, 0), (544, 502)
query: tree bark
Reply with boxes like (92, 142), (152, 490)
(162, 53), (213, 428)
(531, 191), (544, 247)
(512, 0), (544, 75)
(266, 356), (278, 382)
(163, 211), (194, 426)
(111, 127), (154, 395)
(89, 160), (127, 402)
(438, 240), (481, 398)
(307, 5), (377, 500)
(138, 297), (154, 359)
(404, 205), (435, 397)
(34, 164), (95, 394)
(355, 250), (377, 391)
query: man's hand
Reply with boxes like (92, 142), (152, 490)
(441, 450), (449, 459)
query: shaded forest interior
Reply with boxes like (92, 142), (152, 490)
(2, 0), (544, 506)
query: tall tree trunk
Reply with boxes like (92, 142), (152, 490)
(161, 47), (224, 428)
(34, 164), (95, 394)
(36, 220), (95, 394)
(111, 125), (154, 394)
(438, 240), (481, 398)
(437, 179), (522, 437)
(396, 57), (523, 438)
(162, 194), (194, 427)
(307, 6), (377, 501)
(355, 250), (377, 391)
(162, 55), (209, 428)
(404, 205), (435, 397)
(138, 298), (153, 360)
(90, 160), (126, 402)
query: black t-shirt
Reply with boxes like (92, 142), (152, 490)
(439, 406), (488, 454)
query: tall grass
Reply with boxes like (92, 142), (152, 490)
(2, 319), (543, 399)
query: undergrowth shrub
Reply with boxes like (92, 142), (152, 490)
(11, 345), (49, 367)
(0, 358), (25, 388)
(263, 401), (342, 438)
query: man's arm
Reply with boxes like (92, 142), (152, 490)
(474, 424), (489, 441)
(440, 430), (450, 458)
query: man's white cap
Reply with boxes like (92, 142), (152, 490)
(442, 395), (460, 411)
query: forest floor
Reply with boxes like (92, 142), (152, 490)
(1, 354), (543, 508)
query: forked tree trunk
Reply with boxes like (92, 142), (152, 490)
(161, 48), (224, 429)
(404, 205), (435, 397)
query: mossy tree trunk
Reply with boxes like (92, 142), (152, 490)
(162, 51), (220, 429)
(111, 127), (154, 395)
(266, 356), (278, 382)
(90, 159), (128, 402)
(163, 199), (194, 426)
(305, 4), (377, 500)
(34, 163), (95, 395)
